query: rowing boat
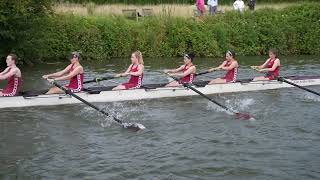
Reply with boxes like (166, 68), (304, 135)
(1, 75), (320, 109)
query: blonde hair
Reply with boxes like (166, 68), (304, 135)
(133, 50), (144, 65)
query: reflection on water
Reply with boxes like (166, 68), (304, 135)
(1, 56), (320, 179)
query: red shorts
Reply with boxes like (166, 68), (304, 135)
(265, 75), (276, 80)
(122, 83), (141, 90)
(64, 85), (82, 93)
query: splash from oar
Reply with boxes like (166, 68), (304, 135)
(168, 74), (254, 120)
(53, 81), (146, 131)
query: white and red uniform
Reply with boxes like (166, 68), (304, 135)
(265, 58), (280, 80)
(64, 64), (84, 93)
(122, 64), (143, 89)
(179, 64), (195, 83)
(2, 70), (22, 96)
(222, 61), (238, 83)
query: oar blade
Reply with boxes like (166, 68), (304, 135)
(235, 112), (254, 120)
(122, 122), (146, 131)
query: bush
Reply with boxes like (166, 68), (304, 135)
(6, 3), (320, 62)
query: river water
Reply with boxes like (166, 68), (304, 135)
(1, 56), (320, 179)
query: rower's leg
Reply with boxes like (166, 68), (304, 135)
(165, 80), (180, 87)
(0, 91), (3, 96)
(208, 78), (227, 84)
(112, 85), (126, 91)
(252, 76), (270, 81)
(45, 87), (64, 94)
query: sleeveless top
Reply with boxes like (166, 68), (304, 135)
(2, 68), (22, 96)
(265, 58), (280, 78)
(180, 64), (195, 83)
(223, 61), (238, 82)
(127, 64), (143, 88)
(67, 64), (84, 92)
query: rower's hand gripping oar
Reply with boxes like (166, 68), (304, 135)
(53, 81), (146, 131)
(167, 74), (253, 120)
(250, 67), (320, 97)
(277, 77), (320, 97)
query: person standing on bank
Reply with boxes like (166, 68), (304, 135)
(42, 52), (84, 94)
(248, 0), (256, 11)
(208, 0), (218, 15)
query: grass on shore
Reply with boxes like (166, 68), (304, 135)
(53, 2), (317, 17)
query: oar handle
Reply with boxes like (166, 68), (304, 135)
(277, 77), (320, 97)
(195, 71), (210, 76)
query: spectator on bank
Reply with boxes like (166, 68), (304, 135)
(208, 0), (218, 15)
(233, 0), (245, 13)
(248, 0), (256, 10)
(196, 0), (205, 16)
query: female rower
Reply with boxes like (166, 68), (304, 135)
(251, 49), (280, 81)
(0, 54), (22, 96)
(112, 51), (144, 90)
(208, 50), (238, 84)
(42, 52), (84, 94)
(164, 53), (196, 87)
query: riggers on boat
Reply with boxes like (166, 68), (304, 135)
(1, 76), (320, 109)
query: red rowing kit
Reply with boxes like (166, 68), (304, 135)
(2, 68), (22, 96)
(179, 64), (195, 83)
(265, 58), (280, 80)
(223, 60), (238, 82)
(65, 64), (84, 92)
(122, 64), (143, 89)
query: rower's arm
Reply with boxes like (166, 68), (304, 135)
(43, 65), (72, 79)
(129, 65), (144, 76)
(115, 64), (133, 77)
(173, 66), (196, 78)
(258, 59), (270, 69)
(261, 59), (280, 72)
(54, 66), (83, 81)
(221, 61), (238, 71)
(0, 68), (17, 80)
(217, 61), (227, 69)
(0, 67), (10, 76)
(171, 65), (185, 73)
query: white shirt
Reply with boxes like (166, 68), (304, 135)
(208, 0), (218, 7)
(233, 0), (245, 11)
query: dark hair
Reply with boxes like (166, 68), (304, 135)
(8, 54), (17, 63)
(269, 48), (278, 58)
(226, 50), (236, 58)
(184, 52), (195, 61)
(70, 51), (80, 60)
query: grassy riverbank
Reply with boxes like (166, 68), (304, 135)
(53, 2), (317, 17)
(5, 2), (320, 63)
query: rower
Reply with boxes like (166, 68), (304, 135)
(208, 50), (238, 84)
(42, 52), (84, 94)
(112, 51), (144, 90)
(164, 52), (196, 87)
(251, 48), (280, 81)
(0, 54), (22, 96)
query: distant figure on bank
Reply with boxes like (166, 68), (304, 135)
(233, 0), (245, 13)
(0, 54), (22, 96)
(251, 49), (281, 81)
(112, 51), (144, 90)
(196, 0), (206, 16)
(208, 0), (218, 15)
(164, 53), (196, 87)
(42, 52), (84, 94)
(248, 0), (256, 10)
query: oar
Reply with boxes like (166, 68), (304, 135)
(250, 67), (320, 97)
(277, 77), (320, 97)
(167, 75), (253, 120)
(84, 76), (116, 84)
(53, 81), (146, 131)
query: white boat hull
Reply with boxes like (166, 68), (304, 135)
(1, 76), (320, 109)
